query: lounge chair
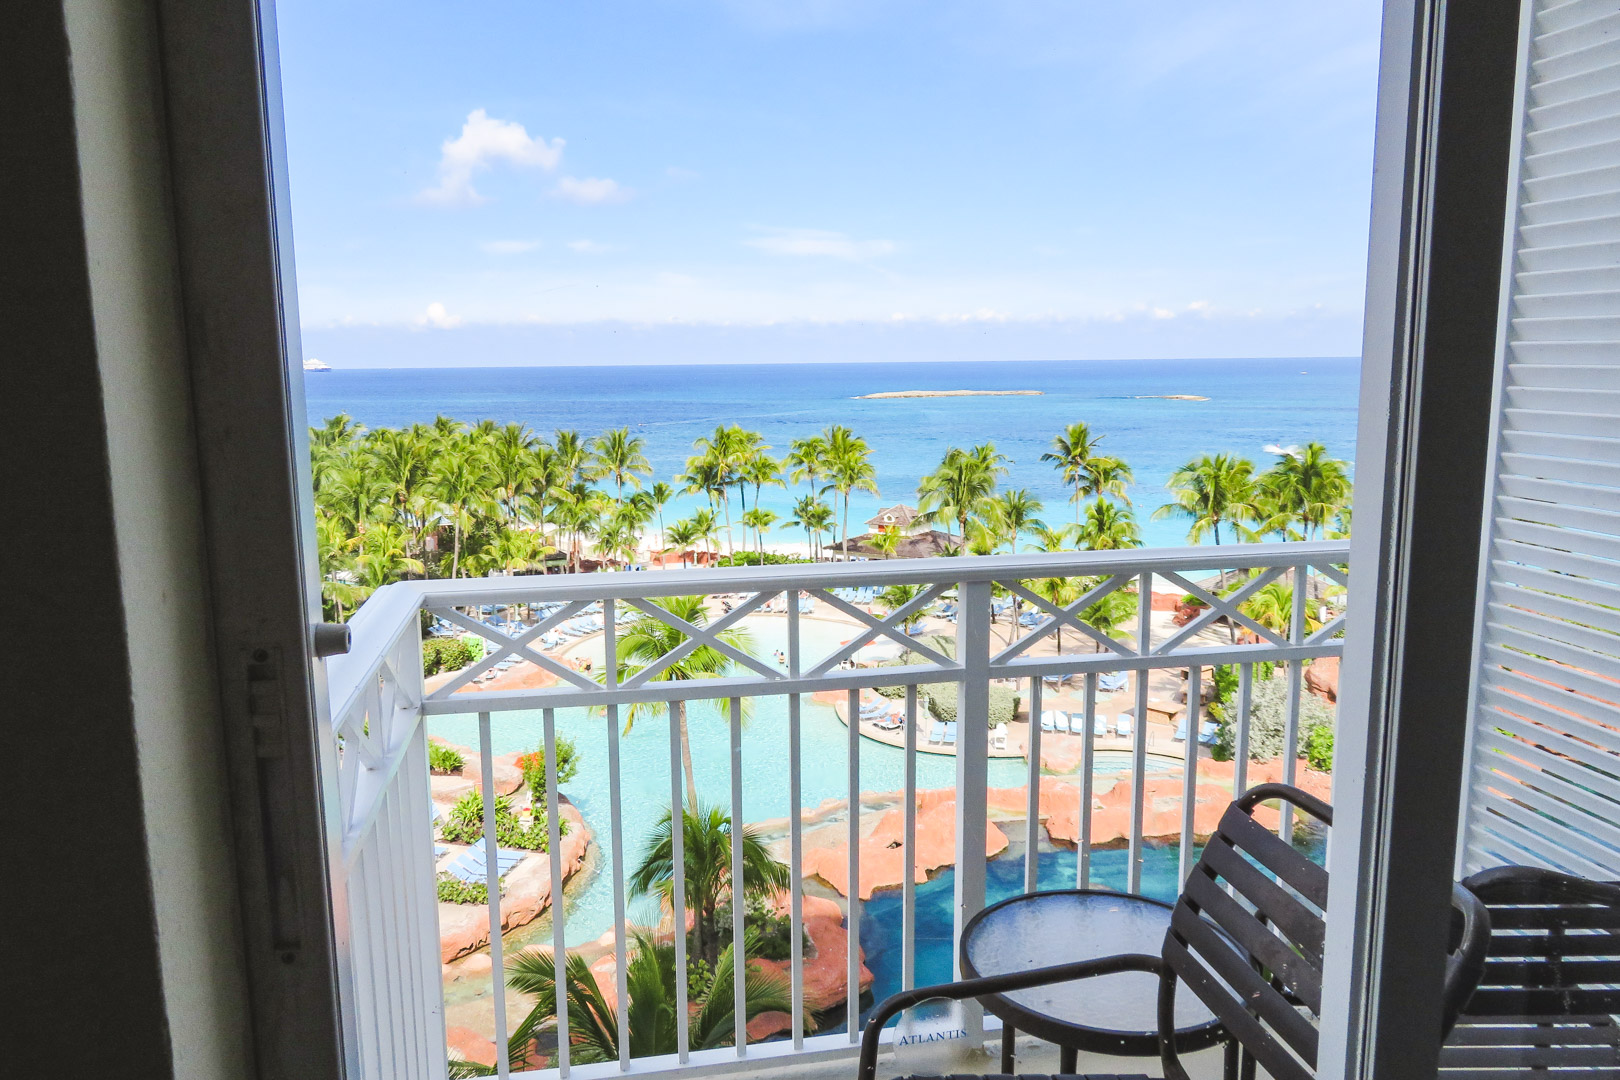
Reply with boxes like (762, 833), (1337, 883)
(943, 721), (958, 744)
(991, 723), (1008, 751)
(858, 784), (1490, 1080)
(1039, 710), (1057, 733)
(444, 845), (525, 884)
(1093, 713), (1111, 737)
(929, 720), (945, 744)
(1098, 671), (1129, 693)
(1173, 718), (1188, 741)
(1442, 866), (1620, 1076)
(1067, 713), (1087, 736)
(1116, 715), (1134, 738)
(1197, 720), (1219, 745)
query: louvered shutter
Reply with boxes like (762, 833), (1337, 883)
(1460, 0), (1620, 879)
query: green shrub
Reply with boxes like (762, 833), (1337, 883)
(517, 737), (580, 803)
(422, 637), (478, 676)
(436, 873), (494, 905)
(438, 788), (566, 851)
(428, 742), (465, 774)
(1213, 672), (1336, 766)
(873, 683), (907, 700)
(686, 956), (715, 1000)
(696, 894), (809, 963)
(715, 552), (813, 566)
(1304, 723), (1335, 771)
(921, 683), (1018, 727)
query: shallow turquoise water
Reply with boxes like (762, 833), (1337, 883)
(428, 684), (1176, 943)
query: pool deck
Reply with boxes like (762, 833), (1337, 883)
(824, 687), (1196, 767)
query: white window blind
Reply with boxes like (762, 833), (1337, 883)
(1461, 0), (1620, 879)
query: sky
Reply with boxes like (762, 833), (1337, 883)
(275, 1), (1385, 367)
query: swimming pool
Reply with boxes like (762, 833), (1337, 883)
(428, 613), (1178, 943)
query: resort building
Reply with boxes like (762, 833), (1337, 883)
(16, 4), (1620, 1080)
(865, 505), (923, 537)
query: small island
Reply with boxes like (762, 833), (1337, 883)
(855, 389), (1043, 399)
(1134, 394), (1208, 401)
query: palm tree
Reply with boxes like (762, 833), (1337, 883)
(317, 515), (360, 621)
(1152, 453), (1259, 546)
(1029, 575), (1081, 652)
(1042, 422), (1105, 527)
(611, 596), (754, 800)
(691, 426), (751, 556)
(739, 451), (784, 527)
(1258, 443), (1351, 541)
(784, 435), (829, 499)
(485, 423), (540, 520)
(740, 507), (777, 559)
(663, 518), (701, 569)
(787, 496), (835, 562)
(1240, 580), (1324, 641)
(916, 443), (1008, 549)
(593, 427), (652, 506)
(488, 930), (796, 1074)
(878, 583), (925, 632)
(648, 481), (675, 549)
(1085, 456), (1135, 505)
(553, 429), (593, 489)
(988, 488), (1046, 553)
(681, 453), (731, 555)
(823, 427), (878, 561)
(629, 804), (791, 969)
(554, 486), (610, 573)
(465, 527), (551, 578)
(432, 443), (491, 578)
(686, 509), (720, 564)
(1076, 499), (1142, 551)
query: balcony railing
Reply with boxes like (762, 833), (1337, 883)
(323, 541), (1348, 1080)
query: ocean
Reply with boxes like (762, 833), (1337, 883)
(303, 356), (1361, 550)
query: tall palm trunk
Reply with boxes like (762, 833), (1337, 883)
(675, 701), (697, 805)
(841, 491), (850, 561)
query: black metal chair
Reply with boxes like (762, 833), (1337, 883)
(1441, 865), (1620, 1076)
(858, 783), (1492, 1080)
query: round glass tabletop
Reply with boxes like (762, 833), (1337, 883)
(960, 889), (1224, 1055)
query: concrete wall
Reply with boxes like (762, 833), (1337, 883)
(6, 3), (251, 1075)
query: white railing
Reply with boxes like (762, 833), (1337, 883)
(324, 541), (1348, 1080)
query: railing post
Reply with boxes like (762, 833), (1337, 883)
(954, 579), (992, 1045)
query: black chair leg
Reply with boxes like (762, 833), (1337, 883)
(1223, 1037), (1239, 1080)
(1059, 1044), (1078, 1074)
(1001, 1026), (1015, 1074)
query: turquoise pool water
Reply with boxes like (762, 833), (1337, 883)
(428, 615), (1179, 942)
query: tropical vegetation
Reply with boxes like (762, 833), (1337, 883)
(310, 414), (1351, 627)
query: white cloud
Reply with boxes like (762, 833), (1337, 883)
(567, 239), (616, 254)
(480, 239), (541, 255)
(1151, 306), (1176, 320)
(744, 227), (895, 260)
(418, 109), (564, 206)
(551, 176), (632, 205)
(416, 301), (462, 329)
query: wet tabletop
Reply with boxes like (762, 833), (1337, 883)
(962, 891), (1217, 1035)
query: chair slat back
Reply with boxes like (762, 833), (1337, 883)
(1159, 783), (1333, 1080)
(1441, 866), (1620, 1078)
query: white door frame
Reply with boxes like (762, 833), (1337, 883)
(1321, 2), (1526, 1077)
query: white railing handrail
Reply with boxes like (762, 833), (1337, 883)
(393, 539), (1348, 606)
(325, 576), (423, 727)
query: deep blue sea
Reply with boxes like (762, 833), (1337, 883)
(303, 357), (1360, 549)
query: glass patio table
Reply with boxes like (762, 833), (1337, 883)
(959, 888), (1233, 1075)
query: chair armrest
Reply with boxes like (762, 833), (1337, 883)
(856, 952), (1166, 1080)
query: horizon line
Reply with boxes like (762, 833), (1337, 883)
(301, 354), (1363, 372)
